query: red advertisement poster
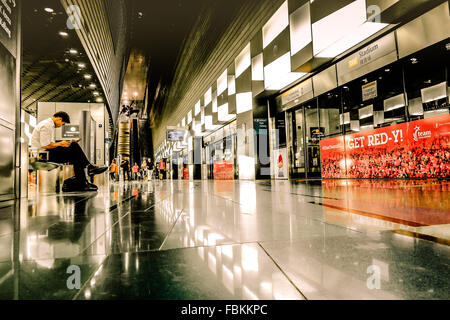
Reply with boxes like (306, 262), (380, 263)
(213, 159), (234, 180)
(183, 168), (189, 180)
(321, 114), (450, 179)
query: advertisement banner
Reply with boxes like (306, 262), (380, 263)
(213, 159), (234, 180)
(274, 148), (288, 180)
(321, 114), (450, 179)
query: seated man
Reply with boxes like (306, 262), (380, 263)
(31, 111), (107, 192)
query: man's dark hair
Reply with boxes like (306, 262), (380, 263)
(53, 111), (71, 124)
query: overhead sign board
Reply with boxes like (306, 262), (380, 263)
(337, 32), (397, 85)
(167, 126), (188, 142)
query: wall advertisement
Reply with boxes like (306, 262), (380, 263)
(320, 114), (450, 179)
(274, 148), (288, 180)
(213, 159), (234, 180)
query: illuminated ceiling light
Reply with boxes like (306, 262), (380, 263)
(212, 91), (218, 113)
(59, 31), (68, 37)
(218, 103), (235, 122)
(290, 2), (312, 56)
(262, 1), (289, 49)
(44, 8), (54, 13)
(235, 44), (251, 78)
(217, 70), (228, 95)
(410, 58), (418, 64)
(133, 92), (138, 97)
(236, 92), (253, 114)
(315, 22), (388, 58)
(78, 63), (86, 69)
(93, 91), (99, 96)
(204, 88), (212, 105)
(313, 0), (388, 58)
(84, 74), (92, 80)
(228, 76), (236, 96)
(89, 83), (96, 88)
(96, 97), (103, 103)
(264, 52), (306, 90)
(69, 49), (78, 55)
(64, 59), (69, 62)
(195, 101), (201, 116)
(204, 115), (220, 131)
(251, 54), (264, 81)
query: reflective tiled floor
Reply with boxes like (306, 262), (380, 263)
(0, 179), (449, 300)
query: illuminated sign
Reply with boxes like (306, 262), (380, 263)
(62, 125), (80, 138)
(320, 114), (450, 179)
(167, 126), (188, 142)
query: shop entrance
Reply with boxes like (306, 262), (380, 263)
(289, 100), (322, 179)
(209, 134), (236, 180)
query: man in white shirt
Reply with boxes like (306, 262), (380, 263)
(31, 112), (107, 192)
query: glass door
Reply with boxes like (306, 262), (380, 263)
(304, 100), (321, 178)
(292, 108), (306, 177)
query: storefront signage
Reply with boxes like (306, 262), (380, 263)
(0, 0), (17, 57)
(320, 114), (450, 179)
(337, 33), (396, 85)
(281, 78), (313, 106)
(254, 118), (268, 133)
(362, 81), (378, 101)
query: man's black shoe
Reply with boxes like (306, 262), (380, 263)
(87, 164), (108, 177)
(63, 177), (98, 192)
(87, 182), (99, 191)
(79, 183), (98, 192)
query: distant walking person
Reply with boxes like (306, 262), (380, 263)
(121, 157), (130, 181)
(132, 163), (140, 180)
(110, 160), (118, 181)
(31, 112), (108, 192)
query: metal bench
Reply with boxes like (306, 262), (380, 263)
(28, 149), (71, 194)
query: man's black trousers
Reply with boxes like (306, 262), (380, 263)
(49, 143), (90, 183)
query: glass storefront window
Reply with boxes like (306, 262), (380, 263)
(404, 40), (449, 121)
(318, 88), (342, 138)
(341, 61), (406, 133)
(293, 108), (305, 171)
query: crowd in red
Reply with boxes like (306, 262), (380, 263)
(322, 136), (450, 179)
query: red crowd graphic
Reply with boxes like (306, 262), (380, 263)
(320, 114), (450, 179)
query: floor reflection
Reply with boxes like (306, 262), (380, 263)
(79, 243), (304, 300)
(0, 179), (448, 300)
(320, 179), (450, 227)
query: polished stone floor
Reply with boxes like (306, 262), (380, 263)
(0, 179), (449, 300)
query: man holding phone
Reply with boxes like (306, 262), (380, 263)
(31, 111), (108, 192)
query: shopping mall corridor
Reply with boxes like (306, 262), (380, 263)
(0, 179), (449, 300)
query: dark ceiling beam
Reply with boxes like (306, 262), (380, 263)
(22, 62), (62, 93)
(22, 73), (84, 109)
